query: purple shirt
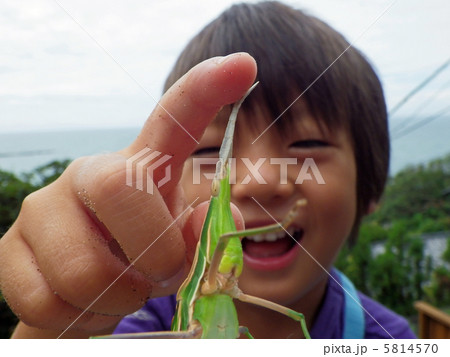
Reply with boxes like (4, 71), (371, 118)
(114, 269), (416, 338)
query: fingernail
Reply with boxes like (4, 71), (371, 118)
(213, 55), (229, 65)
(213, 53), (238, 65)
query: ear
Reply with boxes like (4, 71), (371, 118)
(366, 200), (378, 215)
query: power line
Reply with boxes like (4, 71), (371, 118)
(390, 77), (450, 136)
(392, 104), (450, 140)
(389, 57), (450, 117)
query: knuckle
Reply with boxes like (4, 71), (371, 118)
(20, 189), (41, 213)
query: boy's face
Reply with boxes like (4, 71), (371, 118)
(180, 100), (357, 308)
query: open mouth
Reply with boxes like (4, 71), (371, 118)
(242, 227), (303, 271)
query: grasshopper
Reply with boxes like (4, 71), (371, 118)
(100, 83), (310, 339)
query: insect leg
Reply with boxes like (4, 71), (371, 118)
(235, 292), (311, 339)
(93, 326), (202, 339)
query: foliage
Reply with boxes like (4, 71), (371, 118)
(443, 237), (450, 263)
(368, 226), (430, 316)
(23, 159), (71, 187)
(0, 160), (71, 235)
(336, 222), (432, 316)
(0, 170), (35, 235)
(0, 160), (70, 338)
(336, 223), (385, 295)
(368, 154), (450, 230)
(337, 153), (450, 318)
(423, 238), (450, 307)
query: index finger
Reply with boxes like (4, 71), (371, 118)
(122, 52), (257, 194)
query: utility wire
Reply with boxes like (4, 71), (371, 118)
(390, 77), (450, 136)
(392, 104), (450, 140)
(389, 57), (450, 117)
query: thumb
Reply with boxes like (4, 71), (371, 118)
(120, 53), (257, 197)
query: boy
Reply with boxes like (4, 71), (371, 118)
(1, 2), (415, 338)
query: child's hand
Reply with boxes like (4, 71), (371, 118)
(0, 53), (257, 336)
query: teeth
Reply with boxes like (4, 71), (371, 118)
(246, 227), (298, 242)
(265, 233), (278, 242)
(250, 234), (264, 242)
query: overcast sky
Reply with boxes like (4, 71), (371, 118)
(1, 0), (450, 133)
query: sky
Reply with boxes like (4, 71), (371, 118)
(1, 0), (450, 134)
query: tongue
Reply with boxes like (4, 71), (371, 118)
(244, 237), (293, 258)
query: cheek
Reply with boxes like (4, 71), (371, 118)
(324, 183), (356, 236)
(311, 161), (357, 241)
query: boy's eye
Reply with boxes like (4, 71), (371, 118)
(290, 139), (329, 149)
(191, 146), (221, 157)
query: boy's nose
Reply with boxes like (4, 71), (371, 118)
(231, 156), (296, 202)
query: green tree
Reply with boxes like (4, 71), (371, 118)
(365, 222), (429, 316)
(336, 222), (387, 295)
(370, 154), (450, 231)
(424, 237), (450, 306)
(0, 170), (35, 234)
(23, 159), (72, 187)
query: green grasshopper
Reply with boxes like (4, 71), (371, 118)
(101, 83), (310, 339)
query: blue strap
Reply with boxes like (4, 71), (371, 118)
(335, 270), (365, 339)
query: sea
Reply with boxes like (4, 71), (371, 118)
(0, 115), (449, 176)
(0, 127), (140, 175)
